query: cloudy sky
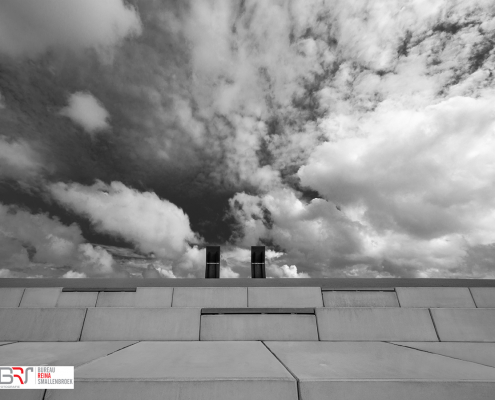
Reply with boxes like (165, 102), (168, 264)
(1, 0), (495, 279)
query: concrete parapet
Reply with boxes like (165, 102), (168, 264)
(322, 291), (399, 307)
(172, 287), (247, 307)
(19, 288), (62, 308)
(396, 287), (476, 308)
(248, 287), (323, 308)
(430, 308), (495, 341)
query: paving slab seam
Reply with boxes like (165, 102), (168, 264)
(468, 287), (479, 308)
(73, 341), (141, 370)
(16, 288), (26, 307)
(41, 389), (48, 400)
(171, 287), (175, 307)
(428, 308), (441, 341)
(262, 341), (301, 400)
(386, 342), (495, 370)
(395, 288), (402, 307)
(78, 308), (89, 341)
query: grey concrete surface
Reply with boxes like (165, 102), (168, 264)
(96, 288), (173, 307)
(470, 287), (495, 308)
(96, 292), (135, 307)
(316, 308), (438, 341)
(0, 308), (86, 341)
(46, 380), (297, 400)
(0, 288), (24, 307)
(0, 341), (135, 366)
(19, 288), (62, 308)
(81, 308), (200, 340)
(248, 287), (323, 308)
(45, 342), (297, 400)
(394, 342), (495, 368)
(0, 341), (13, 346)
(299, 381), (495, 400)
(322, 291), (399, 307)
(0, 392), (44, 400)
(396, 287), (476, 308)
(56, 292), (98, 307)
(201, 314), (318, 340)
(431, 308), (495, 341)
(172, 287), (247, 307)
(265, 341), (495, 380)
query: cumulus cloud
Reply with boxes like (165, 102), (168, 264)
(268, 265), (310, 279)
(0, 136), (41, 179)
(60, 92), (110, 134)
(0, 203), (116, 277)
(0, 0), (142, 58)
(49, 180), (202, 261)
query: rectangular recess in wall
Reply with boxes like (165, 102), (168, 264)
(62, 288), (137, 292)
(321, 288), (395, 292)
(201, 308), (315, 315)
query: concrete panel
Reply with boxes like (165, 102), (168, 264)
(46, 342), (297, 400)
(470, 287), (495, 308)
(56, 292), (98, 307)
(316, 308), (438, 341)
(322, 291), (399, 307)
(248, 287), (323, 308)
(0, 341), (135, 366)
(0, 342), (13, 346)
(19, 288), (62, 308)
(96, 292), (135, 307)
(396, 287), (476, 308)
(46, 380), (297, 400)
(431, 308), (495, 341)
(201, 314), (318, 340)
(0, 392), (44, 400)
(0, 288), (24, 307)
(81, 308), (200, 340)
(300, 381), (495, 400)
(0, 308), (86, 341)
(96, 288), (173, 307)
(173, 287), (247, 307)
(135, 287), (173, 307)
(394, 342), (495, 368)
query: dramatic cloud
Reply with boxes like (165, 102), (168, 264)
(0, 136), (41, 179)
(1, 0), (495, 278)
(49, 181), (202, 260)
(0, 203), (116, 277)
(60, 92), (110, 134)
(0, 0), (142, 57)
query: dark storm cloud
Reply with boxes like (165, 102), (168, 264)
(1, 0), (495, 278)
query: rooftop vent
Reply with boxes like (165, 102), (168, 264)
(205, 246), (220, 279)
(251, 246), (266, 278)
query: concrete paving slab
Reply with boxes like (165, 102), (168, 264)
(46, 380), (297, 400)
(299, 381), (495, 400)
(0, 308), (86, 341)
(95, 288), (173, 307)
(431, 308), (495, 341)
(0, 341), (13, 346)
(322, 291), (399, 307)
(95, 292), (135, 307)
(265, 341), (495, 381)
(396, 287), (476, 308)
(0, 341), (135, 366)
(316, 308), (438, 341)
(470, 287), (495, 308)
(0, 392), (44, 400)
(201, 314), (318, 340)
(19, 288), (62, 308)
(0, 288), (24, 307)
(46, 342), (297, 400)
(56, 292), (98, 307)
(172, 287), (247, 307)
(134, 287), (173, 307)
(81, 308), (200, 340)
(248, 287), (323, 308)
(394, 342), (495, 368)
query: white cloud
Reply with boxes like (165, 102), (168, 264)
(0, 203), (116, 277)
(268, 264), (310, 278)
(0, 0), (142, 58)
(62, 270), (87, 279)
(0, 136), (41, 179)
(60, 92), (110, 134)
(49, 180), (202, 260)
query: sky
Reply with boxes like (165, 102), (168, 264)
(1, 0), (495, 279)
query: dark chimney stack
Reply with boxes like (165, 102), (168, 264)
(251, 246), (266, 278)
(205, 246), (220, 278)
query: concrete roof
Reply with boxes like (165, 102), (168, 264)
(1, 279), (495, 400)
